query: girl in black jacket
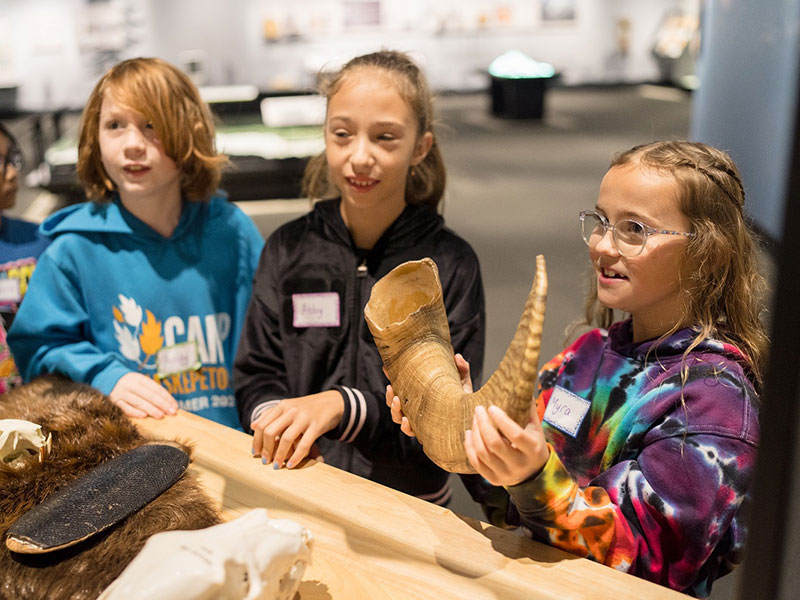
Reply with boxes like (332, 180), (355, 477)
(234, 50), (511, 523)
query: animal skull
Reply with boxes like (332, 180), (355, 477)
(0, 419), (51, 466)
(99, 508), (313, 600)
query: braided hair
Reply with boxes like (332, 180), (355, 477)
(582, 141), (768, 388)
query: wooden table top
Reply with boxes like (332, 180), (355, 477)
(134, 410), (686, 600)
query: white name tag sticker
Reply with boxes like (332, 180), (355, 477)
(292, 292), (340, 328)
(0, 278), (21, 304)
(543, 385), (591, 437)
(157, 342), (201, 378)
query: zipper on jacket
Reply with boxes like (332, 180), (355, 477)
(350, 256), (368, 386)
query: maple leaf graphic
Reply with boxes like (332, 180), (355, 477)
(139, 310), (164, 361)
(118, 294), (143, 327)
(113, 306), (124, 322)
(114, 321), (141, 361)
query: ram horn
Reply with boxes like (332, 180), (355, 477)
(365, 255), (547, 474)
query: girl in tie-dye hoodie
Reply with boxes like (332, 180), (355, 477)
(389, 141), (768, 597)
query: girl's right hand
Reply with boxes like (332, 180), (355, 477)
(385, 353), (473, 438)
(109, 372), (179, 418)
(464, 404), (550, 487)
(251, 390), (343, 469)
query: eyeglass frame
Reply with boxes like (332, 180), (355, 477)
(579, 209), (695, 257)
(0, 147), (23, 172)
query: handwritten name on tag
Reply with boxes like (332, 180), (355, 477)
(543, 385), (591, 437)
(157, 342), (201, 377)
(0, 278), (21, 304)
(292, 293), (340, 328)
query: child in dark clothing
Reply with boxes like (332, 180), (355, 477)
(234, 50), (511, 522)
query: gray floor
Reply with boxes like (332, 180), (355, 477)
(9, 84), (746, 598)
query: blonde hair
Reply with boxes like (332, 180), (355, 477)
(77, 57), (226, 202)
(580, 141), (768, 388)
(302, 49), (445, 208)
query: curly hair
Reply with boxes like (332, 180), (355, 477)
(76, 57), (226, 202)
(302, 49), (445, 208)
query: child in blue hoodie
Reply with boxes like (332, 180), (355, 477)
(8, 57), (264, 429)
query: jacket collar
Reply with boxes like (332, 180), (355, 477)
(311, 198), (443, 251)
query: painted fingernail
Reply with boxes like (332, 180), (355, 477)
(251, 447), (255, 455)
(273, 461), (280, 470)
(261, 457), (267, 465)
(286, 461), (293, 469)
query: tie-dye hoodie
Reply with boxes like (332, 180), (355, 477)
(506, 319), (758, 597)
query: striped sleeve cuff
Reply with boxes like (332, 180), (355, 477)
(416, 482), (453, 506)
(250, 399), (282, 426)
(336, 385), (367, 443)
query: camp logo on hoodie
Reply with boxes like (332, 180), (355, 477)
(111, 294), (235, 409)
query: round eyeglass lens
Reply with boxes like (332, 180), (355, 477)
(614, 220), (647, 255)
(581, 213), (605, 246)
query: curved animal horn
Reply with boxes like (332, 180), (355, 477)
(365, 255), (547, 473)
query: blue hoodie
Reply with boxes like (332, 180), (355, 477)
(8, 195), (264, 430)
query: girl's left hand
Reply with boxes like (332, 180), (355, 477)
(251, 390), (343, 469)
(464, 404), (550, 487)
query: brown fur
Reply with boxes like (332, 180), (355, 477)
(0, 376), (221, 599)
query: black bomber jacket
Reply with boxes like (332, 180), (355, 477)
(234, 198), (515, 523)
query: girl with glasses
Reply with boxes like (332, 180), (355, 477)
(388, 140), (768, 596)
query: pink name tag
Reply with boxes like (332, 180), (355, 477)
(543, 385), (591, 437)
(292, 292), (340, 328)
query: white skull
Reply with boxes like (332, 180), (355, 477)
(98, 509), (313, 600)
(0, 419), (52, 466)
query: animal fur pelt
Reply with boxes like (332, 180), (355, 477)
(0, 376), (221, 599)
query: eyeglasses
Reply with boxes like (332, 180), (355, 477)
(0, 148), (22, 172)
(579, 210), (695, 257)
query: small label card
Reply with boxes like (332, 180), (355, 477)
(0, 278), (21, 304)
(157, 342), (201, 377)
(543, 385), (591, 437)
(292, 292), (340, 328)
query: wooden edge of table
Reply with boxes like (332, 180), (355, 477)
(133, 410), (685, 600)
